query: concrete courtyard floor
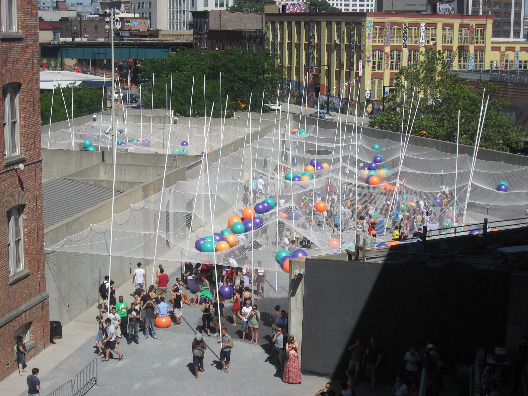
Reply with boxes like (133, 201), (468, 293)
(0, 263), (396, 396)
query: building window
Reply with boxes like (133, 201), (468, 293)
(504, 11), (511, 18)
(7, 206), (24, 276)
(204, 0), (208, 7)
(425, 27), (436, 45)
(390, 26), (402, 44)
(94, 24), (98, 33)
(408, 27), (419, 45)
(372, 50), (383, 71)
(371, 79), (383, 100)
(474, 28), (485, 44)
(372, 26), (384, 44)
(493, 12), (501, 18)
(442, 27), (453, 44)
(3, 83), (20, 158)
(458, 49), (469, 70)
(444, 50), (453, 66)
(1, 0), (18, 33)
(458, 28), (469, 45)
(389, 50), (402, 70)
(474, 50), (484, 70)
(408, 49), (419, 67)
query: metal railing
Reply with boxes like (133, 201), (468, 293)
(46, 358), (98, 396)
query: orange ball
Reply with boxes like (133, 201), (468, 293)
(300, 175), (311, 181)
(225, 234), (238, 247)
(322, 163), (330, 169)
(304, 165), (315, 172)
(360, 169), (369, 179)
(155, 316), (171, 328)
(368, 176), (381, 185)
(282, 259), (290, 273)
(228, 216), (242, 228)
(215, 241), (230, 251)
(377, 169), (387, 179)
(242, 207), (255, 220)
(386, 241), (400, 246)
(279, 212), (288, 219)
(315, 201), (327, 213)
(328, 238), (340, 248)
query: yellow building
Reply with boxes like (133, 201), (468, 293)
(264, 8), (528, 105)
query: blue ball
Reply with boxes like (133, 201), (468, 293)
(195, 238), (205, 251)
(261, 201), (271, 213)
(291, 249), (307, 258)
(254, 202), (266, 214)
(367, 162), (378, 170)
(243, 219), (253, 232)
(497, 183), (508, 192)
(292, 176), (301, 181)
(181, 141), (189, 146)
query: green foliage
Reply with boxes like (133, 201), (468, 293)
(227, 0), (265, 12)
(41, 84), (104, 125)
(370, 47), (524, 153)
(139, 48), (283, 117)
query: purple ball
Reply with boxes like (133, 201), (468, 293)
(310, 159), (321, 167)
(254, 202), (266, 214)
(213, 233), (223, 242)
(315, 164), (324, 171)
(243, 219), (253, 232)
(135, 140), (142, 146)
(432, 197), (443, 207)
(292, 176), (301, 181)
(261, 201), (271, 213)
(291, 249), (307, 258)
(366, 175), (373, 183)
(469, 229), (482, 235)
(253, 216), (264, 229)
(376, 242), (388, 247)
(195, 238), (205, 251)
(181, 141), (188, 146)
(359, 164), (368, 171)
(373, 155), (383, 164)
(219, 284), (233, 299)
(142, 139), (151, 147)
(367, 162), (378, 170)
(280, 255), (292, 266)
(496, 183), (508, 192)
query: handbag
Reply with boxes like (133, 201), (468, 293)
(193, 347), (204, 358)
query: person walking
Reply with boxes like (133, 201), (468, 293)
(102, 318), (123, 361)
(16, 335), (27, 376)
(192, 334), (207, 378)
(283, 335), (302, 384)
(217, 327), (233, 373)
(132, 262), (145, 291)
(95, 315), (105, 355)
(27, 368), (40, 395)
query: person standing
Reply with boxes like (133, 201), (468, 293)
(127, 303), (140, 344)
(347, 338), (365, 387)
(241, 299), (252, 342)
(170, 286), (183, 326)
(156, 296), (169, 317)
(27, 368), (40, 395)
(99, 275), (109, 312)
(132, 262), (145, 291)
(156, 267), (169, 299)
(102, 318), (123, 361)
(366, 337), (382, 391)
(142, 295), (157, 339)
(271, 325), (285, 371)
(248, 304), (261, 344)
(107, 307), (121, 345)
(511, 336), (528, 394)
(192, 334), (207, 378)
(217, 327), (233, 373)
(201, 297), (213, 337)
(16, 335), (27, 376)
(254, 262), (266, 299)
(212, 296), (225, 336)
(283, 335), (302, 384)
(115, 296), (128, 340)
(404, 346), (420, 384)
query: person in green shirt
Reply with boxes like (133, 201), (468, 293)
(115, 296), (128, 339)
(248, 304), (261, 344)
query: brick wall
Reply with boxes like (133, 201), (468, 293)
(0, 0), (49, 381)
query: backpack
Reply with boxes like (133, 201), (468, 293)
(99, 281), (107, 295)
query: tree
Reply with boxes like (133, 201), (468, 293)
(369, 48), (525, 152)
(41, 84), (105, 125)
(308, 0), (341, 12)
(139, 47), (283, 117)
(227, 0), (340, 12)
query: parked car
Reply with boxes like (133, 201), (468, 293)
(123, 94), (138, 104)
(309, 111), (334, 120)
(264, 102), (281, 111)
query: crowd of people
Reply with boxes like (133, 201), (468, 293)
(96, 260), (301, 385)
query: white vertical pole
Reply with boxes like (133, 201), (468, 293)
(151, 73), (154, 139)
(454, 110), (460, 228)
(71, 85), (74, 150)
(140, 84), (143, 140)
(48, 85), (55, 149)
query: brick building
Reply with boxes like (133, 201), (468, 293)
(0, 0), (49, 381)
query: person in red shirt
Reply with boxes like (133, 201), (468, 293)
(156, 268), (169, 299)
(347, 338), (366, 388)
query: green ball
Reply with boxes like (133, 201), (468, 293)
(220, 229), (233, 237)
(182, 148), (188, 154)
(83, 139), (93, 149)
(372, 144), (381, 151)
(131, 138), (138, 143)
(275, 249), (290, 263)
(382, 168), (390, 176)
(368, 170), (378, 176)
(200, 241), (215, 252)
(172, 148), (182, 155)
(401, 204), (407, 212)
(285, 172), (294, 181)
(204, 236), (214, 241)
(231, 222), (245, 234)
(265, 198), (276, 209)
(302, 171), (313, 179)
(87, 146), (97, 151)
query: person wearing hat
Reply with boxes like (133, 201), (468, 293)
(192, 334), (207, 378)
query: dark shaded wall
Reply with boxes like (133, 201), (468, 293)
(302, 259), (510, 382)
